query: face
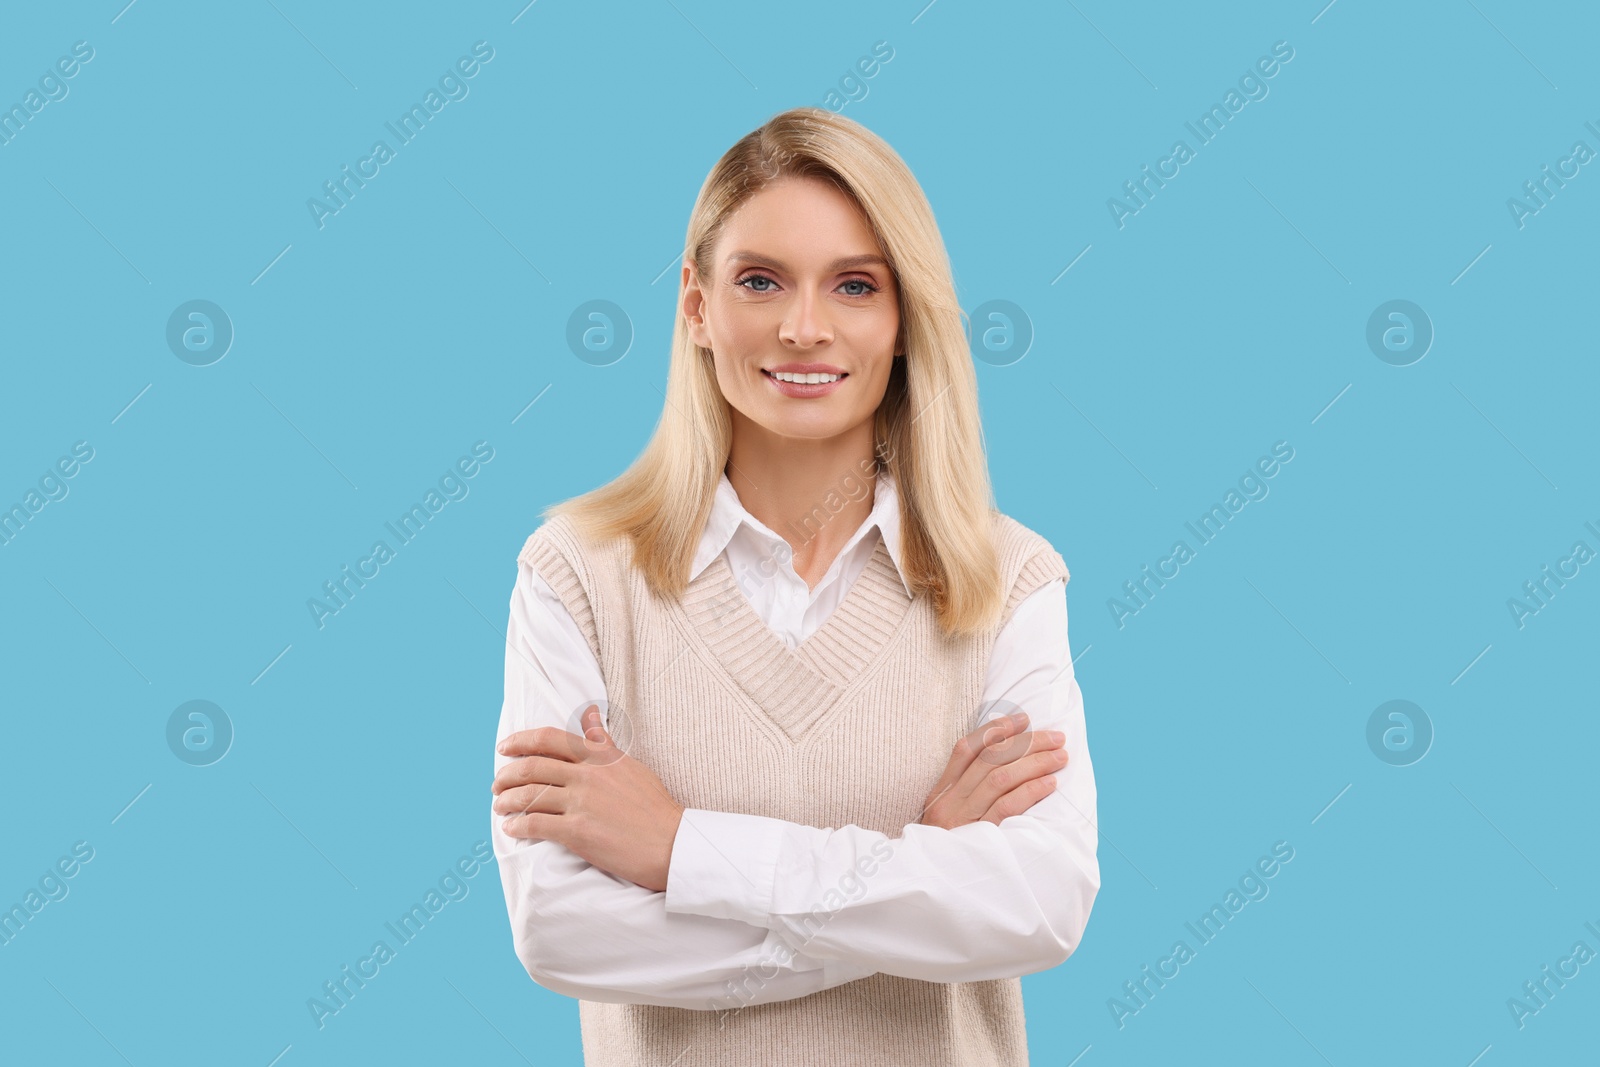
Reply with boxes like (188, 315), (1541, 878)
(683, 176), (901, 445)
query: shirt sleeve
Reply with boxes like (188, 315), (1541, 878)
(663, 576), (1101, 984)
(493, 559), (878, 1009)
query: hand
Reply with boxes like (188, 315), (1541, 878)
(493, 705), (685, 892)
(918, 711), (1067, 830)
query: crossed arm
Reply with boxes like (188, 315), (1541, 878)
(490, 559), (1100, 1009)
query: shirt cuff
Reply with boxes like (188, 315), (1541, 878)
(664, 808), (787, 927)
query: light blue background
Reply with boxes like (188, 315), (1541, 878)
(2, 1), (1595, 1064)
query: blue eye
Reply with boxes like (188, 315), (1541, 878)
(734, 273), (881, 296)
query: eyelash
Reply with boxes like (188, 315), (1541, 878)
(734, 273), (880, 297)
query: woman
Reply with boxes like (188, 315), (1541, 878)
(490, 106), (1099, 1066)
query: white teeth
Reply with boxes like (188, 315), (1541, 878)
(769, 371), (842, 384)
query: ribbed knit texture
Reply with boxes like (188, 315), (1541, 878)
(517, 509), (1070, 1067)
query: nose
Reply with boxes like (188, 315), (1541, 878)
(778, 287), (833, 348)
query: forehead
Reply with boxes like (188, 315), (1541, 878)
(716, 176), (885, 268)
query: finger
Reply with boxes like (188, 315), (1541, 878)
(493, 782), (568, 816)
(972, 718), (1058, 767)
(959, 743), (1068, 813)
(500, 811), (560, 841)
(491, 754), (575, 794)
(950, 726), (1061, 804)
(498, 726), (588, 761)
(919, 717), (1035, 825)
(1010, 729), (1066, 758)
(981, 774), (1060, 826)
(930, 713), (1027, 800)
(580, 704), (608, 743)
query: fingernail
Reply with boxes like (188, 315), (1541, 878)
(1048, 731), (1065, 745)
(1010, 711), (1028, 726)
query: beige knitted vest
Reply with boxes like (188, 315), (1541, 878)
(518, 506), (1069, 1067)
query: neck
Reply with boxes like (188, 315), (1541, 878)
(725, 412), (879, 588)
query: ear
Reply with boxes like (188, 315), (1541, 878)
(682, 262), (711, 348)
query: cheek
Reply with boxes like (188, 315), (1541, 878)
(712, 353), (768, 421)
(865, 317), (901, 375)
(722, 310), (773, 355)
(879, 318), (901, 357)
(868, 305), (900, 358)
(713, 359), (746, 400)
(705, 303), (765, 364)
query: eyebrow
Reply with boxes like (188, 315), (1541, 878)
(724, 250), (888, 272)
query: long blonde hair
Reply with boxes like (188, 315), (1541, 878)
(545, 106), (1004, 637)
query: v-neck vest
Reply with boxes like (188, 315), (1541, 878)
(517, 509), (1069, 1067)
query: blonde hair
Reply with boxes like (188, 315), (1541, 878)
(545, 106), (1004, 637)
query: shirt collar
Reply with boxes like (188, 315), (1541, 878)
(690, 466), (909, 595)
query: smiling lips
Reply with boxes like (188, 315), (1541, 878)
(762, 362), (848, 397)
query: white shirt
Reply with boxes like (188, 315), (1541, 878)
(492, 469), (1099, 1009)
